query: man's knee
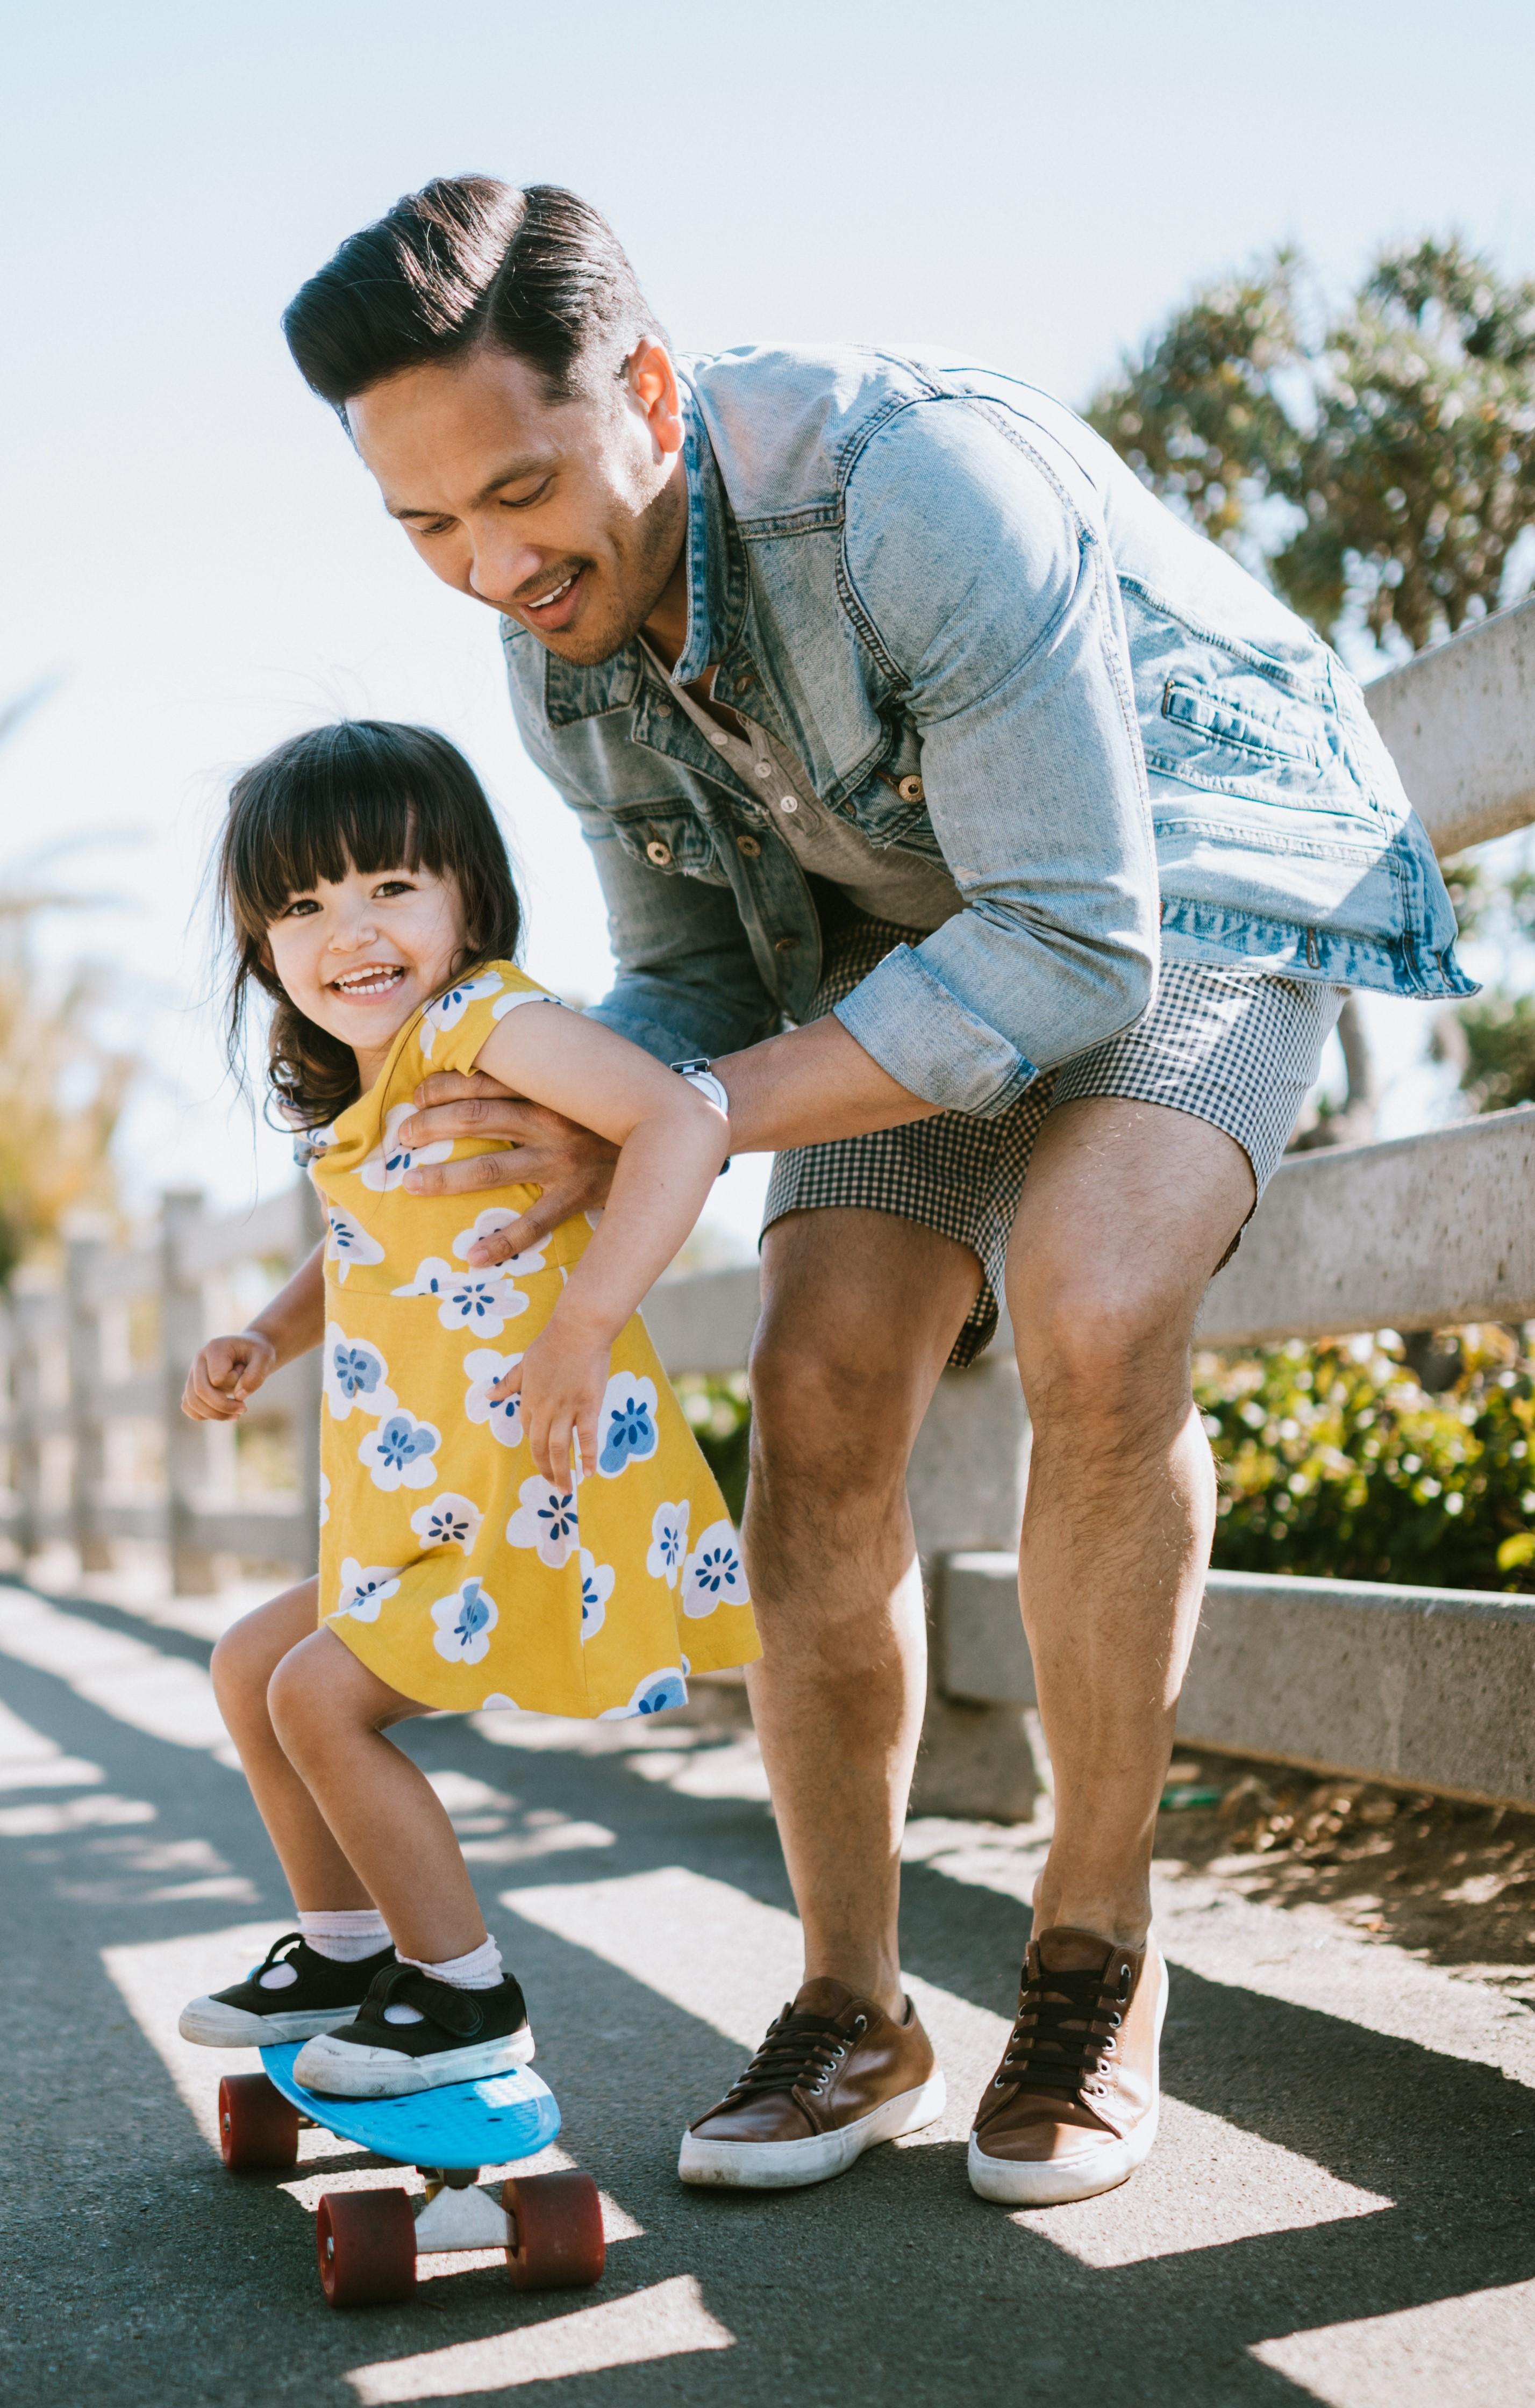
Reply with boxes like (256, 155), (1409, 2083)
(748, 1307), (920, 1501)
(1011, 1260), (1192, 1425)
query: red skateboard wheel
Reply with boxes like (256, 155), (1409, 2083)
(502, 2170), (605, 2291)
(316, 2188), (417, 2308)
(217, 2073), (300, 2173)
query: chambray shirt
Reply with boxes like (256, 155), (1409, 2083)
(501, 346), (1470, 1117)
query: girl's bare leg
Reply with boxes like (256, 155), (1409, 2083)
(267, 1629), (488, 1965)
(210, 1579), (375, 1911)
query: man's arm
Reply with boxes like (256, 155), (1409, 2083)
(828, 398), (1160, 1116)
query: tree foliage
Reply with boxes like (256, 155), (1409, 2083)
(1090, 236), (1535, 655)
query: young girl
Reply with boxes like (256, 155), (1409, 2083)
(177, 720), (758, 2096)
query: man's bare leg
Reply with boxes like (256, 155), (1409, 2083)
(744, 1208), (981, 2015)
(1005, 1097), (1255, 1949)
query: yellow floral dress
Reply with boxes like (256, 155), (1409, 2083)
(305, 962), (758, 1719)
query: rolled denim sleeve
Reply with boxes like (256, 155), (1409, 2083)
(833, 400), (1160, 1115)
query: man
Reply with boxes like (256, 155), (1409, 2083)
(281, 180), (1467, 2206)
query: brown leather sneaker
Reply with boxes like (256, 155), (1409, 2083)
(968, 1927), (1167, 2206)
(678, 1977), (946, 2189)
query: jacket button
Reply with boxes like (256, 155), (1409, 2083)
(774, 934), (798, 952)
(737, 833), (762, 858)
(646, 840), (673, 868)
(897, 774), (924, 804)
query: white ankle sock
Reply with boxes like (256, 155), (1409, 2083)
(397, 1935), (503, 1990)
(297, 1909), (391, 1965)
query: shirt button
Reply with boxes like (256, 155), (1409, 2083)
(655, 701), (673, 718)
(774, 934), (798, 952)
(780, 796), (799, 814)
(737, 833), (762, 858)
(710, 729), (730, 749)
(646, 840), (673, 867)
(754, 761), (772, 779)
(897, 773), (925, 804)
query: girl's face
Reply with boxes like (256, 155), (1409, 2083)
(265, 858), (468, 1083)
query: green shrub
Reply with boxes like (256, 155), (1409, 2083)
(1196, 1327), (1535, 1592)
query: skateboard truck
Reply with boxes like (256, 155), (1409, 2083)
(412, 2167), (513, 2253)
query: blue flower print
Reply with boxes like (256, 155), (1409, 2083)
(334, 1345), (380, 1400)
(359, 1103), (452, 1193)
(325, 1208), (383, 1285)
(393, 1257), (527, 1339)
(577, 1548), (615, 1642)
(600, 1667), (689, 1719)
(682, 1521), (752, 1619)
(431, 1576), (499, 1666)
(463, 1349), (524, 1450)
(410, 1491), (483, 1552)
(359, 1409), (441, 1493)
(506, 1475), (580, 1567)
(323, 1323), (397, 1423)
(645, 1501), (689, 1588)
(597, 1372), (659, 1478)
(418, 972), (505, 1059)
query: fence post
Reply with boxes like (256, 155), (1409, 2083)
(11, 1283), (48, 1566)
(66, 1219), (113, 1573)
(160, 1188), (217, 1595)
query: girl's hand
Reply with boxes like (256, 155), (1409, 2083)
(182, 1331), (277, 1422)
(489, 1318), (609, 1489)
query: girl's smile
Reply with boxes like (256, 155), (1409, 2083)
(266, 861), (468, 1086)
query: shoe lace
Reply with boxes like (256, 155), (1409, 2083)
(724, 2006), (867, 2102)
(993, 1955), (1132, 2104)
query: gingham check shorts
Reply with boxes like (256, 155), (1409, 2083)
(762, 905), (1346, 1366)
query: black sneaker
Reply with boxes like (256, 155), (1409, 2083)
(292, 1963), (535, 2098)
(179, 1932), (397, 2047)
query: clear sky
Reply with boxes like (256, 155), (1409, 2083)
(5, 0), (1534, 1248)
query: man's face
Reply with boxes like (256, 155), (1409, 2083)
(347, 341), (688, 665)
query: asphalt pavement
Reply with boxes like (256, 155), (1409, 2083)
(2, 1563), (1533, 2408)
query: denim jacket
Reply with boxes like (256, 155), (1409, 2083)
(501, 347), (1470, 1116)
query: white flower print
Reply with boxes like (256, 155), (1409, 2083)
(358, 1102), (454, 1193)
(418, 972), (505, 1059)
(646, 1500), (690, 1588)
(480, 1691), (519, 1711)
(682, 1520), (751, 1618)
(410, 1490), (483, 1552)
(392, 1256), (528, 1337)
(431, 1576), (498, 1665)
(596, 1371), (660, 1478)
(323, 1324), (398, 1422)
(333, 1559), (401, 1621)
(318, 1474), (330, 1528)
(577, 1549), (615, 1642)
(451, 1209), (547, 1278)
(490, 987), (561, 1022)
(463, 1348), (524, 1449)
(324, 1206), (384, 1285)
(598, 1666), (689, 1719)
(506, 1474), (580, 1568)
(359, 1409), (441, 1493)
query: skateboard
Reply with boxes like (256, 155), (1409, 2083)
(215, 2044), (605, 2309)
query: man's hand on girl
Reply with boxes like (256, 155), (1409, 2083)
(182, 1331), (278, 1422)
(487, 1324), (606, 1488)
(397, 1073), (619, 1263)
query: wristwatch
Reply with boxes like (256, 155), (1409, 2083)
(670, 1058), (731, 1171)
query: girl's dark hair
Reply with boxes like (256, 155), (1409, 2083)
(283, 178), (665, 411)
(217, 720), (522, 1128)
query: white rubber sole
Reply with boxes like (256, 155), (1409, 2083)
(967, 1953), (1168, 2208)
(677, 2069), (947, 2190)
(292, 2022), (536, 2098)
(177, 1998), (359, 2048)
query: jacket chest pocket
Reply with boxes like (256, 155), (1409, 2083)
(609, 808), (731, 885)
(1143, 672), (1366, 812)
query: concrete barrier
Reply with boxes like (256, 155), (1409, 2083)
(937, 1553), (1535, 1810)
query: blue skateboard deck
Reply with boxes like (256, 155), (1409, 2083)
(260, 2044), (561, 2172)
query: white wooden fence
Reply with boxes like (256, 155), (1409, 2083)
(0, 1182), (324, 1593)
(1, 598), (1532, 1810)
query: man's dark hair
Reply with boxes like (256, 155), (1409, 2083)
(283, 178), (665, 411)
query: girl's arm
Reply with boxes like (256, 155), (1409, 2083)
(473, 1004), (729, 1484)
(181, 1239), (325, 1423)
